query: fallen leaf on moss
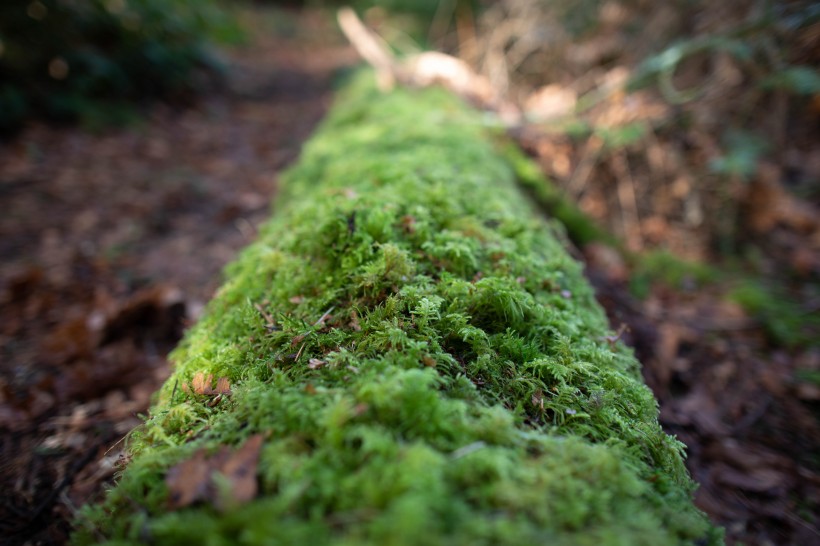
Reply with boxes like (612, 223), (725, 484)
(165, 434), (264, 510)
(214, 434), (264, 510)
(349, 310), (362, 331)
(182, 372), (232, 396)
(166, 449), (211, 509)
(214, 377), (231, 395)
(400, 215), (416, 233)
(191, 372), (212, 395)
(308, 358), (326, 369)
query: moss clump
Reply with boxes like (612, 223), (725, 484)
(74, 72), (721, 545)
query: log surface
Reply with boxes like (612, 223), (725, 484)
(75, 73), (720, 545)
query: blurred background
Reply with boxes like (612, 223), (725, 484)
(1, 1), (818, 544)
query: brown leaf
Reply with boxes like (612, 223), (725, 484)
(531, 389), (545, 410)
(191, 372), (213, 395)
(166, 449), (212, 509)
(714, 463), (787, 494)
(400, 215), (417, 233)
(524, 84), (576, 121)
(214, 377), (232, 395)
(100, 285), (185, 346)
(45, 317), (95, 363)
(349, 310), (362, 331)
(165, 435), (264, 511)
(307, 358), (326, 370)
(215, 434), (264, 509)
(583, 243), (628, 284)
(186, 372), (231, 396)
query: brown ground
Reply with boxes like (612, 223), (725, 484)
(1, 5), (818, 546)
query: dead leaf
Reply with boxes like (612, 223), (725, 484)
(795, 382), (820, 401)
(400, 215), (416, 233)
(214, 377), (232, 395)
(184, 372), (231, 396)
(714, 463), (787, 494)
(524, 84), (577, 121)
(349, 310), (362, 331)
(308, 358), (326, 370)
(583, 243), (628, 284)
(215, 434), (264, 510)
(166, 449), (212, 510)
(100, 285), (186, 346)
(531, 389), (545, 411)
(191, 372), (213, 395)
(165, 434), (264, 511)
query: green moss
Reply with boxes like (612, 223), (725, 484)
(729, 280), (820, 349)
(500, 142), (614, 247)
(629, 251), (720, 300)
(74, 72), (720, 545)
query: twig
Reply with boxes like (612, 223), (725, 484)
(337, 8), (505, 113)
(565, 136), (603, 198)
(314, 306), (335, 327)
(294, 341), (307, 363)
(254, 302), (275, 326)
(338, 7), (396, 90)
(611, 151), (643, 250)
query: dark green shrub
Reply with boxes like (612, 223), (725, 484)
(0, 0), (237, 132)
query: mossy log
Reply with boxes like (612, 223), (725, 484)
(75, 73), (720, 545)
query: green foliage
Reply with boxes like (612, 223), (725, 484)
(596, 122), (648, 152)
(795, 368), (820, 387)
(729, 280), (820, 349)
(352, 0), (445, 17)
(709, 130), (769, 181)
(0, 0), (240, 132)
(760, 65), (820, 95)
(629, 34), (754, 103)
(628, 251), (719, 300)
(501, 141), (614, 247)
(74, 72), (720, 545)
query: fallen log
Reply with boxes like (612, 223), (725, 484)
(75, 72), (721, 545)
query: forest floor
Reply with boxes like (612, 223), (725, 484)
(1, 5), (818, 546)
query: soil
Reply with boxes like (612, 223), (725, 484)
(0, 5), (818, 546)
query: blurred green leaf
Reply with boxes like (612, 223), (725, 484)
(761, 66), (820, 95)
(729, 280), (820, 348)
(595, 122), (647, 151)
(709, 130), (769, 180)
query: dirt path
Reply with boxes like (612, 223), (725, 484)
(0, 9), (355, 545)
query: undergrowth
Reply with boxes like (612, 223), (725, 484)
(0, 0), (241, 133)
(74, 72), (720, 545)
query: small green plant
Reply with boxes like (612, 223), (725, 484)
(628, 251), (719, 300)
(709, 130), (769, 181)
(760, 66), (820, 95)
(729, 280), (820, 349)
